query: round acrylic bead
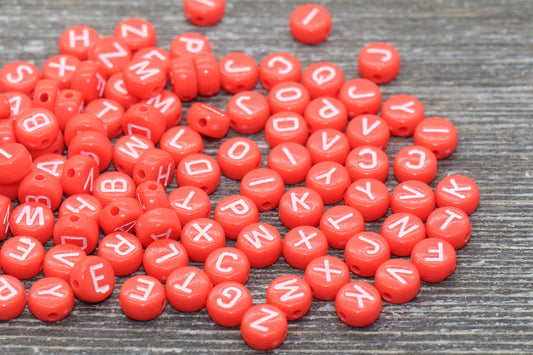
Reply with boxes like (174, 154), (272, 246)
(92, 171), (136, 207)
(381, 94), (424, 137)
(28, 277), (75, 322)
(335, 281), (382, 328)
(306, 128), (350, 165)
(217, 137), (261, 180)
(0, 93), (11, 119)
(380, 212), (426, 257)
(346, 114), (390, 150)
(267, 142), (312, 185)
(345, 145), (389, 183)
(338, 78), (382, 119)
(113, 18), (157, 52)
(112, 134), (155, 176)
(53, 213), (100, 254)
(59, 194), (103, 227)
(98, 232), (144, 276)
(17, 170), (63, 211)
(0, 143), (32, 185)
(119, 275), (166, 321)
(282, 226), (328, 270)
(0, 235), (45, 279)
(204, 247), (250, 285)
(425, 207), (471, 249)
(183, 0), (225, 26)
(435, 175), (480, 215)
(28, 131), (65, 160)
(304, 255), (350, 301)
(68, 130), (113, 172)
(133, 47), (170, 70)
(214, 195), (259, 239)
(0, 195), (11, 241)
(0, 275), (27, 321)
(218, 52), (258, 94)
(136, 181), (172, 211)
(43, 244), (87, 282)
(302, 62), (344, 99)
(32, 79), (61, 111)
(193, 52), (220, 97)
(289, 3), (332, 45)
(0, 61), (40, 95)
(63, 113), (107, 146)
(393, 145), (438, 184)
(236, 223), (282, 268)
(0, 119), (15, 145)
(259, 52), (302, 91)
(14, 107), (59, 151)
(42, 54), (80, 90)
(411, 238), (456, 283)
(240, 304), (288, 351)
(168, 56), (198, 102)
(143, 90), (183, 129)
(99, 197), (143, 235)
(266, 274), (313, 321)
(414, 117), (458, 159)
(264, 111), (308, 148)
(168, 186), (212, 226)
(69, 255), (115, 303)
(344, 231), (391, 277)
(390, 180), (435, 221)
(122, 102), (166, 144)
(123, 57), (167, 100)
(268, 81), (310, 115)
(135, 208), (181, 247)
(226, 91), (270, 134)
(206, 281), (253, 327)
(166, 266), (212, 312)
(54, 89), (84, 131)
(344, 178), (390, 221)
(132, 148), (175, 188)
(319, 205), (365, 249)
(58, 25), (100, 60)
(305, 161), (351, 205)
(304, 96), (347, 132)
(10, 202), (55, 244)
(70, 61), (107, 103)
(186, 102), (230, 139)
(88, 36), (131, 76)
(240, 168), (285, 212)
(0, 180), (20, 201)
(143, 239), (189, 283)
(84, 98), (124, 139)
(103, 72), (140, 109)
(180, 218), (225, 263)
(160, 126), (204, 166)
(358, 42), (401, 84)
(374, 258), (421, 304)
(278, 187), (324, 229)
(61, 154), (99, 196)
(170, 32), (212, 58)
(176, 153), (221, 195)
(4, 91), (33, 119)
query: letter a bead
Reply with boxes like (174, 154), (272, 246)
(119, 275), (166, 321)
(166, 266), (212, 312)
(335, 281), (382, 327)
(28, 277), (75, 322)
(240, 304), (288, 351)
(374, 259), (420, 304)
(0, 275), (26, 321)
(206, 281), (253, 327)
(69, 255), (115, 303)
(435, 175), (480, 215)
(304, 255), (350, 301)
(411, 238), (456, 283)
(289, 4), (332, 45)
(266, 274), (312, 321)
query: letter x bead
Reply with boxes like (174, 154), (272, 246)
(381, 94), (425, 137)
(374, 259), (421, 304)
(338, 78), (382, 119)
(28, 277), (75, 322)
(267, 142), (312, 185)
(218, 52), (259, 94)
(214, 195), (259, 239)
(180, 218), (226, 263)
(268, 81), (310, 115)
(266, 275), (313, 321)
(43, 244), (87, 282)
(69, 255), (115, 303)
(10, 202), (55, 244)
(279, 187), (324, 229)
(119, 275), (166, 321)
(380, 212), (426, 257)
(282, 226), (328, 270)
(143, 239), (189, 283)
(305, 161), (351, 205)
(435, 175), (480, 215)
(306, 128), (350, 165)
(319, 205), (365, 249)
(411, 238), (456, 283)
(183, 0), (226, 27)
(393, 145), (438, 184)
(217, 137), (261, 180)
(240, 304), (288, 351)
(159, 126), (204, 166)
(357, 42), (401, 84)
(344, 178), (390, 221)
(264, 111), (309, 148)
(204, 247), (250, 285)
(53, 213), (100, 254)
(166, 266), (212, 312)
(335, 281), (382, 328)
(0, 275), (26, 321)
(168, 186), (212, 226)
(236, 222), (282, 268)
(135, 208), (182, 247)
(226, 91), (270, 134)
(289, 3), (332, 45)
(346, 114), (390, 150)
(304, 255), (350, 301)
(425, 207), (471, 249)
(0, 235), (45, 280)
(240, 168), (285, 212)
(98, 232), (143, 276)
(390, 180), (435, 221)
(345, 145), (390, 183)
(206, 281), (253, 327)
(344, 232), (391, 277)
(414, 116), (458, 159)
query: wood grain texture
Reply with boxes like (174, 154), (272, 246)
(0, 0), (532, 353)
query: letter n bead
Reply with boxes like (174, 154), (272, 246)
(240, 304), (288, 351)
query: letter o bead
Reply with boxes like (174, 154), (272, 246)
(69, 255), (115, 303)
(266, 274), (312, 321)
(28, 277), (75, 322)
(268, 81), (310, 115)
(335, 281), (382, 328)
(411, 238), (456, 283)
(264, 112), (308, 148)
(166, 266), (212, 312)
(206, 281), (253, 327)
(374, 259), (420, 304)
(119, 275), (166, 321)
(240, 304), (288, 351)
(217, 137), (261, 180)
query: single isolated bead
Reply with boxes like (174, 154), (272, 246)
(28, 277), (75, 322)
(335, 281), (382, 327)
(135, 208), (182, 247)
(304, 96), (348, 133)
(306, 128), (350, 165)
(0, 275), (27, 321)
(344, 231), (391, 277)
(425, 206), (471, 249)
(180, 218), (225, 263)
(92, 171), (136, 207)
(240, 304), (288, 351)
(380, 212), (426, 257)
(240, 168), (285, 212)
(305, 161), (351, 205)
(264, 111), (309, 148)
(183, 0), (225, 26)
(268, 81), (310, 115)
(119, 275), (166, 321)
(301, 62), (344, 99)
(267, 142), (312, 185)
(53, 213), (100, 254)
(10, 202), (55, 244)
(435, 174), (480, 215)
(393, 145), (438, 184)
(142, 239), (188, 283)
(289, 3), (332, 45)
(338, 78), (382, 119)
(259, 52), (302, 90)
(374, 258), (421, 304)
(411, 238), (457, 283)
(206, 281), (253, 327)
(160, 126), (204, 166)
(414, 117), (458, 159)
(98, 232), (144, 276)
(358, 42), (401, 84)
(204, 247), (250, 285)
(319, 205), (365, 249)
(166, 266), (212, 312)
(218, 52), (259, 94)
(236, 222), (282, 268)
(381, 94), (424, 137)
(345, 145), (390, 183)
(168, 186), (212, 226)
(226, 91), (270, 134)
(282, 226), (328, 270)
(344, 178), (390, 221)
(0, 235), (45, 279)
(278, 187), (324, 229)
(304, 255), (350, 301)
(266, 274), (313, 321)
(43, 244), (87, 282)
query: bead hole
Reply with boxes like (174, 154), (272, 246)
(69, 215), (80, 222)
(110, 206), (120, 216)
(139, 105), (149, 113)
(72, 280), (80, 289)
(41, 139), (50, 147)
(152, 86), (161, 94)
(432, 150), (440, 159)
(372, 74), (382, 82)
(137, 169), (146, 180)
(382, 292), (392, 302)
(200, 186), (209, 193)
(148, 183), (158, 190)
(35, 173), (46, 181)
(398, 127), (408, 135)
(262, 202), (272, 210)
(39, 93), (50, 102)
(291, 310), (302, 319)
(350, 264), (360, 275)
(197, 118), (208, 127)
(64, 91), (74, 99)
(195, 16), (205, 24)
(235, 85), (245, 92)
(338, 311), (346, 321)
(66, 168), (75, 178)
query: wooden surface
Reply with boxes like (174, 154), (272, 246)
(1, 0), (532, 353)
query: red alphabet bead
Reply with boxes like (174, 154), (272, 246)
(180, 218), (225, 262)
(259, 52), (302, 91)
(267, 142), (312, 185)
(0, 275), (26, 321)
(206, 281), (253, 327)
(32, 79), (61, 111)
(346, 114), (390, 150)
(393, 145), (438, 184)
(113, 18), (157, 52)
(61, 154), (99, 196)
(64, 113), (107, 146)
(143, 90), (183, 129)
(193, 52), (220, 97)
(4, 91), (32, 119)
(58, 25), (100, 60)
(236, 223), (282, 268)
(68, 130), (113, 172)
(217, 137), (261, 180)
(305, 161), (351, 205)
(214, 195), (259, 239)
(435, 175), (480, 215)
(123, 57), (167, 99)
(338, 78), (382, 119)
(0, 93), (11, 119)
(240, 304), (288, 351)
(70, 61), (107, 103)
(344, 178), (390, 221)
(84, 98), (124, 139)
(358, 42), (401, 84)
(168, 56), (198, 102)
(306, 128), (350, 164)
(27, 131), (65, 161)
(99, 196), (143, 235)
(391, 180), (435, 221)
(135, 208), (181, 247)
(176, 153), (220, 194)
(264, 111), (308, 148)
(17, 170), (63, 211)
(168, 186), (212, 226)
(10, 202), (55, 244)
(0, 61), (40, 95)
(0, 143), (32, 185)
(304, 96), (347, 132)
(380, 212), (426, 257)
(59, 194), (103, 227)
(53, 213), (100, 254)
(160, 126), (203, 166)
(104, 72), (141, 109)
(414, 117), (458, 159)
(411, 238), (456, 283)
(170, 32), (212, 58)
(69, 255), (115, 303)
(302, 62), (344, 99)
(112, 134), (154, 175)
(132, 47), (170, 70)
(319, 205), (365, 249)
(43, 244), (87, 282)
(54, 89), (84, 131)
(166, 266), (212, 312)
(143, 239), (188, 283)
(345, 145), (389, 183)
(183, 0), (225, 26)
(187, 102), (229, 139)
(374, 259), (420, 304)
(279, 187), (324, 229)
(98, 232), (144, 276)
(92, 171), (136, 207)
(14, 108), (59, 151)
(28, 277), (75, 322)
(204, 247), (250, 285)
(240, 168), (285, 212)
(119, 275), (166, 321)
(344, 231), (390, 277)
(226, 91), (270, 134)
(0, 119), (15, 145)
(381, 94), (424, 137)
(282, 226), (328, 270)
(335, 281), (382, 327)
(425, 207), (471, 249)
(268, 81), (310, 115)
(218, 52), (258, 94)
(132, 148), (175, 188)
(122, 102), (166, 144)
(304, 255), (350, 301)
(0, 195), (11, 241)
(266, 274), (312, 321)
(88, 36), (131, 76)
(289, 3), (332, 45)
(1, 235), (45, 279)
(136, 181), (171, 212)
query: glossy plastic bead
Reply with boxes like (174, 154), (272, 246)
(411, 238), (456, 283)
(58, 25), (100, 60)
(259, 52), (301, 90)
(358, 42), (401, 84)
(166, 266), (212, 312)
(218, 52), (258, 94)
(279, 187), (324, 229)
(289, 3), (332, 45)
(302, 62), (344, 99)
(41, 54), (80, 90)
(414, 117), (458, 159)
(168, 56), (198, 101)
(59, 194), (103, 227)
(305, 161), (351, 205)
(54, 89), (84, 131)
(0, 275), (27, 321)
(393, 145), (438, 184)
(10, 202), (55, 244)
(0, 93), (11, 119)
(123, 57), (167, 99)
(381, 94), (424, 137)
(374, 259), (420, 304)
(267, 142), (312, 185)
(264, 111), (308, 148)
(0, 143), (32, 185)
(338, 78), (382, 119)
(5, 91), (32, 119)
(88, 36), (132, 76)
(268, 81), (310, 115)
(122, 102), (166, 144)
(344, 178), (390, 221)
(0, 235), (44, 279)
(104, 72), (140, 109)
(143, 90), (183, 129)
(193, 52), (220, 97)
(183, 0), (225, 26)
(240, 168), (285, 212)
(266, 275), (312, 321)
(28, 277), (75, 322)
(43, 244), (87, 281)
(0, 119), (15, 145)
(236, 223), (282, 268)
(241, 304), (288, 351)
(98, 232), (144, 276)
(170, 32), (212, 59)
(180, 218), (225, 262)
(168, 186), (212, 226)
(381, 212), (426, 257)
(92, 171), (135, 207)
(335, 281), (382, 328)
(32, 79), (61, 111)
(14, 107), (59, 151)
(204, 247), (250, 285)
(64, 113), (107, 146)
(113, 18), (157, 52)
(136, 181), (171, 211)
(426, 207), (471, 249)
(61, 154), (99, 195)
(176, 153), (220, 194)
(143, 239), (188, 283)
(391, 180), (435, 221)
(217, 137), (261, 180)
(304, 96), (347, 132)
(435, 175), (480, 215)
(69, 255), (115, 303)
(132, 47), (170, 70)
(99, 197), (143, 235)
(226, 91), (270, 134)
(53, 213), (100, 254)
(0, 195), (11, 241)
(0, 61), (40, 95)
(344, 232), (390, 277)
(214, 195), (259, 239)
(135, 208), (181, 247)
(132, 148), (175, 188)
(345, 145), (389, 183)
(186, 102), (229, 139)
(119, 275), (166, 321)
(319, 205), (365, 249)
(17, 170), (63, 211)
(282, 226), (328, 270)
(206, 281), (253, 327)
(27, 131), (65, 160)
(70, 61), (107, 103)
(346, 114), (390, 150)
(84, 98), (124, 139)
(304, 255), (350, 301)
(112, 134), (154, 175)
(68, 130), (113, 172)
(306, 128), (350, 164)
(160, 126), (203, 166)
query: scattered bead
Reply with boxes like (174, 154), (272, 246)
(374, 258), (421, 304)
(344, 231), (391, 277)
(204, 247), (250, 285)
(411, 238), (456, 283)
(335, 281), (382, 327)
(206, 281), (253, 327)
(266, 274), (312, 321)
(119, 275), (166, 321)
(28, 277), (75, 322)
(236, 222), (282, 268)
(358, 42), (401, 84)
(289, 4), (332, 45)
(304, 255), (350, 301)
(98, 232), (144, 276)
(435, 174), (480, 215)
(166, 266), (212, 312)
(240, 304), (288, 351)
(282, 226), (328, 270)
(142, 239), (189, 283)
